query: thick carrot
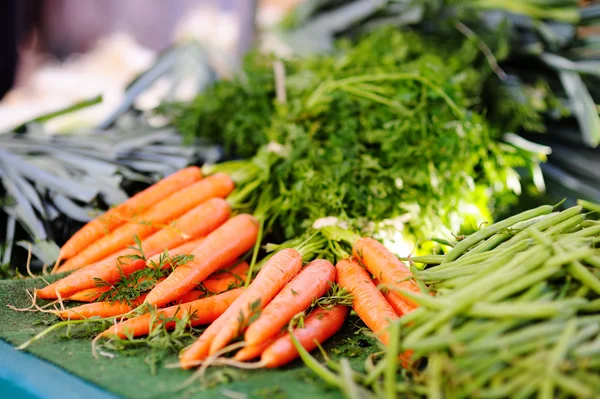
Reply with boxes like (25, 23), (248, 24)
(56, 173), (234, 272)
(98, 288), (243, 339)
(38, 198), (229, 299)
(233, 334), (282, 362)
(208, 248), (302, 355)
(261, 305), (349, 368)
(353, 237), (419, 315)
(172, 261), (249, 303)
(65, 286), (110, 302)
(55, 294), (147, 320)
(60, 167), (202, 260)
(179, 248), (301, 367)
(146, 214), (259, 307)
(244, 259), (335, 346)
(335, 258), (398, 345)
(373, 277), (416, 316)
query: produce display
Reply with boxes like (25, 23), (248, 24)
(1, 1), (600, 398)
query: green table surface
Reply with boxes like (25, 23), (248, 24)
(0, 276), (373, 398)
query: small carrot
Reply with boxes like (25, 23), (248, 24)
(353, 238), (419, 315)
(56, 173), (234, 272)
(145, 239), (206, 270)
(98, 288), (243, 339)
(179, 248), (302, 367)
(244, 259), (335, 346)
(233, 334), (282, 362)
(202, 261), (249, 294)
(261, 305), (349, 368)
(60, 166), (202, 260)
(38, 198), (229, 299)
(335, 258), (398, 345)
(146, 214), (259, 307)
(65, 286), (111, 302)
(172, 261), (249, 303)
(373, 277), (415, 317)
(208, 248), (303, 355)
(55, 294), (147, 320)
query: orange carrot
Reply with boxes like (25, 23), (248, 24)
(60, 167), (202, 260)
(244, 259), (335, 346)
(145, 238), (206, 270)
(65, 286), (111, 302)
(56, 173), (234, 272)
(353, 238), (419, 315)
(335, 258), (398, 345)
(372, 277), (413, 317)
(233, 334), (282, 362)
(38, 198), (229, 299)
(173, 290), (205, 304)
(172, 261), (249, 303)
(208, 248), (302, 355)
(261, 305), (349, 368)
(55, 294), (147, 320)
(202, 261), (249, 294)
(179, 248), (301, 367)
(98, 288), (243, 339)
(146, 214), (259, 307)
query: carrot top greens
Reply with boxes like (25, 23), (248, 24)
(163, 27), (548, 248)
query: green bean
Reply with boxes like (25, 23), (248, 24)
(466, 321), (564, 352)
(463, 214), (551, 258)
(443, 205), (553, 262)
(384, 321), (400, 399)
(426, 352), (443, 399)
(289, 331), (340, 387)
(551, 371), (595, 399)
(486, 263), (560, 302)
(339, 359), (365, 399)
(578, 199), (600, 213)
(400, 255), (444, 265)
(544, 214), (586, 236)
(496, 205), (582, 250)
(562, 225), (600, 239)
(581, 220), (600, 228)
(541, 318), (575, 399)
(468, 299), (585, 319)
(585, 256), (600, 268)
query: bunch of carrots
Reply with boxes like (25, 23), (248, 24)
(23, 166), (421, 371)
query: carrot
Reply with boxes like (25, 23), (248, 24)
(146, 214), (259, 307)
(173, 290), (205, 304)
(233, 334), (282, 362)
(202, 261), (249, 294)
(98, 288), (243, 339)
(208, 248), (303, 355)
(56, 173), (234, 272)
(65, 286), (111, 302)
(179, 248), (301, 367)
(55, 294), (147, 320)
(172, 261), (249, 303)
(261, 305), (348, 368)
(244, 259), (335, 346)
(60, 166), (202, 260)
(373, 277), (415, 317)
(145, 239), (206, 270)
(38, 198), (229, 299)
(353, 237), (419, 315)
(335, 258), (398, 345)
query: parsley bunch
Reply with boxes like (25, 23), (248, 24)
(165, 28), (546, 246)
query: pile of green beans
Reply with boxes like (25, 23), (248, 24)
(298, 201), (600, 398)
(397, 202), (600, 398)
